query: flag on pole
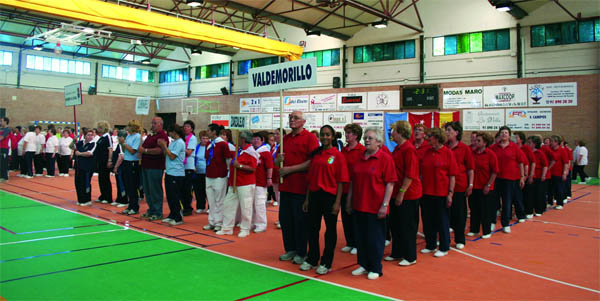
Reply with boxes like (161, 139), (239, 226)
(384, 112), (408, 150)
(434, 111), (460, 128)
(408, 112), (434, 128)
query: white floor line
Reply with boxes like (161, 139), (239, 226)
(0, 189), (398, 301)
(530, 219), (600, 231)
(453, 248), (600, 294)
(0, 228), (127, 246)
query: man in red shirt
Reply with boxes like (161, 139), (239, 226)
(139, 117), (169, 220)
(515, 131), (536, 218)
(203, 124), (233, 231)
(549, 136), (569, 209)
(0, 117), (11, 182)
(340, 123), (365, 255)
(10, 126), (22, 171)
(275, 111), (319, 264)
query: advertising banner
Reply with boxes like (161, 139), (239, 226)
(505, 108), (552, 131)
(240, 97), (261, 113)
(282, 95), (309, 112)
(528, 82), (577, 107)
(248, 57), (317, 93)
(367, 90), (400, 111)
(463, 109), (505, 131)
(249, 114), (273, 130)
(442, 87), (483, 109)
(483, 84), (527, 108)
(309, 93), (337, 111)
(337, 92), (367, 111)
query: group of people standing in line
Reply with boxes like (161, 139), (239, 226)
(0, 113), (591, 281)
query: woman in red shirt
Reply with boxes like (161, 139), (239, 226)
(420, 127), (458, 258)
(526, 135), (548, 216)
(468, 132), (498, 239)
(346, 127), (397, 280)
(340, 123), (365, 255)
(549, 135), (569, 209)
(387, 121), (422, 266)
(300, 125), (349, 275)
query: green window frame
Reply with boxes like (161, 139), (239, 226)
(353, 40), (416, 64)
(159, 68), (189, 83)
(237, 56), (280, 75)
(195, 63), (230, 80)
(433, 29), (510, 56)
(301, 48), (341, 67)
(530, 18), (600, 47)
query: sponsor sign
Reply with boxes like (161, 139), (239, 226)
(505, 108), (552, 131)
(210, 115), (230, 127)
(337, 92), (367, 111)
(324, 112), (353, 140)
(483, 85), (527, 108)
(352, 111), (384, 129)
(240, 97), (261, 113)
(528, 82), (577, 107)
(260, 97), (281, 113)
(367, 90), (400, 110)
(309, 93), (337, 111)
(283, 95), (309, 112)
(249, 114), (273, 130)
(228, 114), (249, 129)
(463, 109), (505, 131)
(442, 87), (483, 109)
(304, 112), (324, 131)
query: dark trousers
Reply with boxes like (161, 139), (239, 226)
(34, 153), (44, 175)
(165, 174), (184, 222)
(566, 173), (572, 197)
(279, 191), (308, 257)
(192, 173), (207, 210)
(545, 179), (554, 206)
(57, 155), (71, 174)
(573, 165), (588, 182)
(340, 193), (355, 248)
(122, 161), (140, 212)
(97, 161), (112, 202)
(354, 211), (386, 275)
(10, 150), (19, 170)
(19, 155), (26, 175)
(469, 189), (493, 236)
(0, 148), (8, 180)
(449, 192), (467, 245)
(114, 166), (127, 204)
(551, 176), (566, 206)
(523, 182), (534, 215)
(496, 179), (524, 227)
(45, 154), (56, 176)
(532, 179), (546, 214)
(24, 151), (35, 176)
(421, 195), (450, 252)
(267, 186), (276, 202)
(389, 198), (419, 262)
(306, 190), (338, 268)
(74, 168), (92, 203)
(181, 170), (195, 214)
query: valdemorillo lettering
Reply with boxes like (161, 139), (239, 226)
(252, 65), (312, 87)
(248, 57), (317, 93)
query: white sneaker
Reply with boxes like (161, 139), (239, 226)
(117, 203), (128, 208)
(367, 272), (380, 280)
(434, 250), (448, 257)
(253, 227), (266, 233)
(316, 265), (331, 275)
(449, 228), (454, 233)
(110, 202), (118, 206)
(213, 226), (222, 231)
(526, 214), (533, 219)
(203, 224), (215, 230)
(351, 266), (367, 276)
(273, 201), (278, 206)
(44, 175), (54, 178)
(491, 223), (496, 231)
(168, 220), (183, 226)
(383, 256), (397, 261)
(503, 226), (511, 233)
(79, 201), (92, 206)
(161, 218), (174, 223)
(420, 248), (435, 254)
(24, 175), (33, 179)
(238, 230), (250, 238)
(556, 205), (563, 210)
(535, 213), (542, 217)
(456, 243), (465, 249)
(481, 234), (491, 239)
(195, 209), (205, 214)
(398, 259), (416, 266)
(299, 261), (314, 271)
(518, 219), (526, 223)
(467, 232), (476, 237)
(341, 246), (352, 252)
(215, 230), (233, 235)
(101, 200), (109, 204)
(350, 248), (357, 255)
(93, 199), (102, 203)
(385, 240), (390, 246)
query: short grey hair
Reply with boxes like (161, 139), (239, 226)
(364, 127), (384, 144)
(239, 130), (253, 143)
(117, 129), (127, 138)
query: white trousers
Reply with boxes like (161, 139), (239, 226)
(206, 177), (228, 226)
(252, 186), (268, 230)
(222, 184), (255, 231)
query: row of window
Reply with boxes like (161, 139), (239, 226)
(159, 68), (189, 83)
(531, 18), (600, 47)
(354, 40), (416, 63)
(25, 54), (91, 75)
(238, 57), (280, 75)
(101, 65), (154, 83)
(195, 63), (230, 80)
(433, 29), (510, 56)
(0, 51), (12, 66)
(301, 49), (340, 67)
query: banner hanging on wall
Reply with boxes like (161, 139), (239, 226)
(367, 90), (400, 111)
(272, 113), (291, 130)
(528, 82), (577, 107)
(248, 57), (317, 93)
(260, 97), (281, 113)
(384, 112), (408, 151)
(442, 87), (483, 109)
(337, 92), (367, 111)
(228, 114), (249, 129)
(304, 112), (324, 131)
(463, 109), (505, 131)
(210, 115), (230, 127)
(324, 112), (353, 140)
(249, 114), (273, 130)
(283, 95), (309, 112)
(352, 112), (384, 129)
(408, 112), (433, 128)
(483, 84), (527, 108)
(309, 94), (337, 112)
(505, 108), (552, 131)
(240, 97), (261, 113)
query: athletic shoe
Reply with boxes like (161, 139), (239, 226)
(292, 255), (306, 265)
(238, 230), (250, 238)
(350, 248), (357, 255)
(79, 201), (92, 206)
(162, 218), (174, 223)
(168, 220), (183, 226)
(110, 202), (118, 206)
(24, 175), (33, 179)
(235, 223), (241, 228)
(434, 250), (448, 257)
(481, 234), (491, 239)
(456, 243), (465, 250)
(398, 259), (416, 266)
(341, 246), (352, 252)
(44, 175), (54, 178)
(367, 272), (380, 280)
(449, 228), (454, 233)
(93, 173), (98, 176)
(385, 240), (390, 246)
(17, 174), (24, 177)
(272, 201), (278, 206)
(299, 261), (314, 271)
(121, 209), (132, 215)
(491, 223), (496, 231)
(35, 174), (43, 177)
(253, 227), (266, 233)
(215, 229), (233, 235)
(316, 265), (331, 275)
(420, 248), (435, 254)
(351, 266), (367, 276)
(526, 214), (533, 219)
(535, 213), (542, 217)
(556, 205), (563, 210)
(101, 200), (109, 204)
(279, 251), (296, 261)
(275, 221), (281, 229)
(518, 219), (526, 223)
(213, 226), (222, 232)
(467, 232), (476, 237)
(384, 256), (398, 261)
(195, 209), (206, 214)
(503, 226), (511, 233)
(93, 199), (103, 203)
(140, 212), (150, 219)
(117, 203), (128, 208)
(203, 224), (215, 230)
(148, 215), (162, 221)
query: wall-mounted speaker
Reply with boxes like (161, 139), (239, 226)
(221, 87), (229, 95)
(332, 77), (341, 89)
(88, 85), (97, 95)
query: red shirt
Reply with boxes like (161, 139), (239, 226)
(341, 143), (366, 194)
(270, 143), (280, 184)
(0, 128), (10, 149)
(206, 139), (234, 178)
(521, 144), (535, 170)
(255, 145), (274, 187)
(278, 129), (320, 195)
(532, 149), (549, 179)
(549, 147), (569, 177)
(381, 145), (392, 156)
(490, 142), (527, 181)
(415, 139), (431, 161)
(350, 148), (397, 214)
(540, 145), (553, 180)
(10, 132), (21, 150)
(228, 145), (257, 187)
(421, 146), (458, 197)
(473, 148), (499, 190)
(141, 130), (169, 170)
(447, 141), (474, 193)
(565, 146), (573, 171)
(391, 141), (422, 200)
(307, 147), (349, 195)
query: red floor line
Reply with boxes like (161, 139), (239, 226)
(235, 279), (310, 301)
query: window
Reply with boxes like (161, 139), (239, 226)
(530, 18), (600, 47)
(353, 40), (415, 64)
(237, 56), (280, 75)
(0, 50), (11, 66)
(25, 54), (90, 75)
(194, 62), (229, 80)
(301, 48), (340, 67)
(433, 29), (510, 56)
(101, 64), (154, 83)
(159, 68), (189, 83)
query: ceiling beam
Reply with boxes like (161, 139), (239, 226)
(344, 0), (423, 33)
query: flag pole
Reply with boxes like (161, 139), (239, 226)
(279, 88), (284, 184)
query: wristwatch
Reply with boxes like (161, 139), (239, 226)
(382, 203), (388, 207)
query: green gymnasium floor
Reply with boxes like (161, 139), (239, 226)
(0, 191), (384, 300)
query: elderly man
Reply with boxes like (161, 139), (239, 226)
(276, 111), (320, 264)
(203, 124), (233, 231)
(139, 117), (169, 221)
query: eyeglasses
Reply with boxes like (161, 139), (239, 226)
(288, 116), (302, 121)
(364, 136), (376, 141)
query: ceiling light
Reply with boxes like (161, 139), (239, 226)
(372, 20), (388, 29)
(141, 59), (151, 65)
(185, 0), (203, 7)
(306, 30), (321, 37)
(233, 47), (240, 50)
(33, 45), (43, 51)
(191, 48), (202, 56)
(82, 27), (95, 34)
(495, 3), (511, 11)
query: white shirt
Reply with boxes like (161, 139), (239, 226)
(111, 135), (119, 151)
(18, 136), (25, 156)
(24, 132), (38, 152)
(45, 135), (59, 153)
(59, 136), (74, 156)
(36, 134), (46, 154)
(578, 146), (588, 165)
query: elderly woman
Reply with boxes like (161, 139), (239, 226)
(549, 135), (569, 210)
(74, 129), (97, 206)
(340, 123), (365, 255)
(420, 127), (458, 258)
(44, 128), (59, 178)
(111, 130), (128, 207)
(216, 130), (258, 238)
(468, 132), (498, 239)
(57, 129), (73, 177)
(119, 120), (142, 215)
(526, 135), (548, 216)
(251, 131), (273, 233)
(346, 127), (397, 280)
(158, 124), (186, 225)
(193, 130), (209, 213)
(94, 121), (113, 204)
(386, 121), (422, 266)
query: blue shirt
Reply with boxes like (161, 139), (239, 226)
(184, 134), (197, 170)
(195, 144), (206, 174)
(165, 138), (185, 177)
(124, 133), (140, 162)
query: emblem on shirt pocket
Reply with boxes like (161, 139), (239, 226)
(328, 156), (335, 164)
